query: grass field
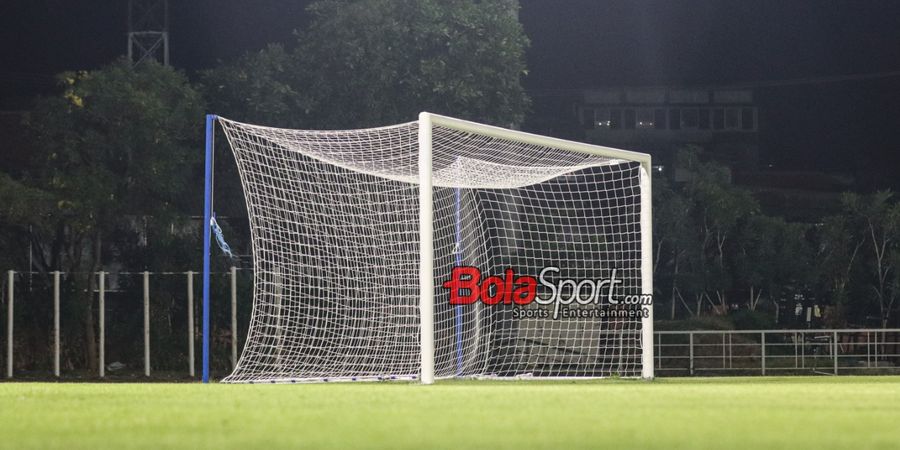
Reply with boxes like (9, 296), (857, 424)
(1, 376), (899, 449)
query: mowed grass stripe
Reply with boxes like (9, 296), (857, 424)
(0, 376), (898, 449)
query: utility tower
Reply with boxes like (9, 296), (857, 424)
(127, 0), (169, 66)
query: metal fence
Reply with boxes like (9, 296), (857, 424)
(2, 268), (244, 379)
(655, 329), (900, 375)
(3, 267), (900, 379)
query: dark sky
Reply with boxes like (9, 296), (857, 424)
(523, 0), (900, 87)
(2, 0), (899, 182)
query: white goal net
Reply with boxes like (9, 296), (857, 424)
(215, 113), (653, 383)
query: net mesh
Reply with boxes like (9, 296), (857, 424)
(217, 117), (648, 383)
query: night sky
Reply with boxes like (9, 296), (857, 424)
(2, 0), (899, 184)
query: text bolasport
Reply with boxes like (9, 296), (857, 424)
(441, 266), (652, 320)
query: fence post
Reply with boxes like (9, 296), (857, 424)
(53, 271), (60, 378)
(761, 332), (766, 375)
(187, 271), (195, 377)
(872, 331), (878, 368)
(801, 332), (806, 368)
(867, 331), (872, 368)
(833, 330), (838, 375)
(143, 271), (150, 377)
(794, 332), (799, 368)
(721, 333), (726, 369)
(656, 333), (662, 370)
(6, 270), (13, 379)
(99, 271), (105, 378)
(689, 332), (694, 375)
(230, 266), (238, 369)
(729, 333), (733, 368)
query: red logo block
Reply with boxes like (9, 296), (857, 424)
(442, 266), (537, 305)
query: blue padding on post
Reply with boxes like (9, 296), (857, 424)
(201, 114), (217, 383)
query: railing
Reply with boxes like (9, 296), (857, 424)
(3, 267), (900, 379)
(655, 329), (900, 375)
(2, 268), (244, 380)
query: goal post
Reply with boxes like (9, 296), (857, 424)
(201, 113), (216, 384)
(418, 112), (435, 385)
(640, 163), (654, 380)
(202, 112), (654, 384)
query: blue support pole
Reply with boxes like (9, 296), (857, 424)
(454, 187), (463, 376)
(202, 114), (217, 383)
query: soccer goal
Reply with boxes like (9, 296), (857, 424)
(201, 112), (653, 384)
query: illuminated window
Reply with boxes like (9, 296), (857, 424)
(637, 109), (654, 129)
(594, 108), (610, 128)
(609, 109), (622, 129)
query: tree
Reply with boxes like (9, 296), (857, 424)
(816, 208), (865, 325)
(298, 0), (530, 128)
(25, 59), (203, 370)
(841, 191), (900, 327)
(676, 148), (758, 315)
(733, 215), (813, 314)
(814, 191), (900, 328)
(202, 44), (311, 129)
(203, 0), (530, 129)
(652, 174), (696, 319)
(0, 173), (55, 272)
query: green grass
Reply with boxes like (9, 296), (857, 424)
(1, 376), (899, 449)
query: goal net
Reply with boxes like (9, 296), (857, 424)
(211, 113), (653, 384)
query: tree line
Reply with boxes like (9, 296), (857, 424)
(653, 148), (899, 329)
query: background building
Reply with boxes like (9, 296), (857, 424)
(575, 87), (758, 170)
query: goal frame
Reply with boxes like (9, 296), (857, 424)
(201, 112), (654, 384)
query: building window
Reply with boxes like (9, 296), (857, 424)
(609, 109), (622, 129)
(681, 108), (699, 129)
(725, 107), (739, 129)
(713, 108), (725, 130)
(654, 109), (666, 129)
(669, 108), (681, 130)
(741, 107), (755, 130)
(698, 108), (710, 129)
(624, 109), (636, 129)
(637, 109), (654, 129)
(594, 108), (610, 128)
(582, 108), (596, 128)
